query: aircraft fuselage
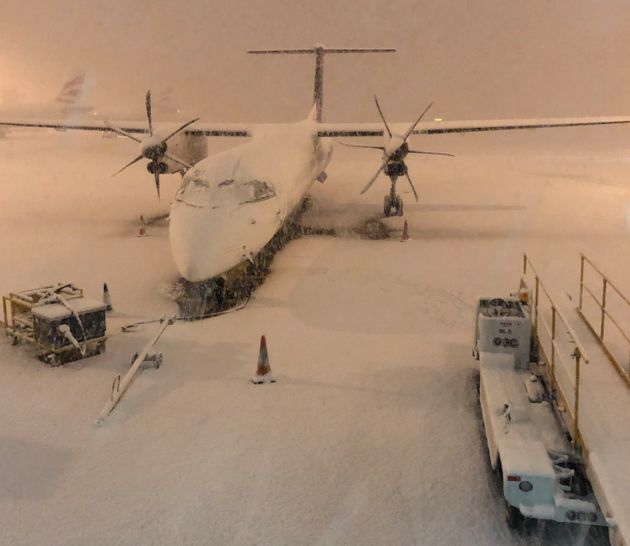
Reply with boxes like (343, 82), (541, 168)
(169, 120), (331, 281)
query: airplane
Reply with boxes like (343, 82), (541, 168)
(0, 73), (93, 123)
(1, 45), (629, 283)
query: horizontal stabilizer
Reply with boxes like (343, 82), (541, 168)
(248, 47), (396, 55)
(248, 46), (396, 122)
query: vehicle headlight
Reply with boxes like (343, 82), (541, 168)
(518, 481), (533, 492)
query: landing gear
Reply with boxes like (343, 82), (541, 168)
(383, 194), (403, 217)
(383, 171), (405, 217)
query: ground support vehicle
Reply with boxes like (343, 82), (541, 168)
(1, 283), (107, 365)
(474, 296), (609, 530)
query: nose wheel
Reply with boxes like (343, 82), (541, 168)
(383, 194), (403, 217)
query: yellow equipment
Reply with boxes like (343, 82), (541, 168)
(1, 283), (107, 365)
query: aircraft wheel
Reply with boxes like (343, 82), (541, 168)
(395, 196), (404, 216)
(383, 196), (392, 217)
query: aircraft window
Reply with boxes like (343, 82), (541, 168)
(238, 179), (276, 204)
(191, 177), (210, 188)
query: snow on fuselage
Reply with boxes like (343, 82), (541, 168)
(169, 120), (331, 281)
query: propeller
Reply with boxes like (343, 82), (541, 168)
(342, 96), (454, 201)
(110, 90), (199, 198)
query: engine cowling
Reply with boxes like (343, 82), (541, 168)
(160, 132), (208, 173)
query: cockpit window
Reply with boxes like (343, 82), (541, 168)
(237, 179), (276, 204)
(175, 175), (276, 206)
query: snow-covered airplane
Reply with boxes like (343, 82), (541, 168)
(1, 46), (629, 282)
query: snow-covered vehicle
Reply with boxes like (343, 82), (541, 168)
(1, 283), (107, 366)
(474, 296), (607, 530)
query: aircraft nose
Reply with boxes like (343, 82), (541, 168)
(169, 202), (215, 282)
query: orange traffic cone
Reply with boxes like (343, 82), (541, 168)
(517, 278), (529, 305)
(400, 219), (410, 242)
(251, 335), (276, 384)
(137, 215), (147, 237)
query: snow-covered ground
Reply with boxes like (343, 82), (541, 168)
(1, 129), (630, 545)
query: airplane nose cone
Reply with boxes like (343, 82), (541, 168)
(169, 202), (216, 282)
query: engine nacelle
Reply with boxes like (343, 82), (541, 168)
(147, 161), (168, 174)
(161, 132), (208, 173)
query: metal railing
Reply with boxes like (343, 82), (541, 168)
(578, 253), (630, 389)
(523, 254), (590, 452)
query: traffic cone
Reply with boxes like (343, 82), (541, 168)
(251, 335), (275, 384)
(103, 282), (112, 311)
(137, 215), (147, 237)
(400, 219), (410, 242)
(517, 278), (529, 305)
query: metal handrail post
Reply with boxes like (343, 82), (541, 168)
(534, 276), (540, 335)
(578, 254), (584, 310)
(600, 278), (607, 340)
(550, 306), (557, 391)
(574, 348), (582, 449)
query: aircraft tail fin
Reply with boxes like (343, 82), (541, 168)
(248, 46), (396, 123)
(55, 73), (93, 115)
(307, 102), (318, 122)
(56, 74), (85, 107)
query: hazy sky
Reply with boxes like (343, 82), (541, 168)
(1, 0), (629, 123)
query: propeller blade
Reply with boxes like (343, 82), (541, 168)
(402, 102), (433, 142)
(105, 121), (143, 143)
(112, 154), (143, 177)
(407, 149), (455, 157)
(360, 156), (389, 195)
(404, 171), (419, 202)
(339, 142), (386, 151)
(162, 117), (200, 143)
(374, 96), (392, 138)
(145, 90), (153, 136)
(153, 162), (161, 199)
(163, 152), (192, 170)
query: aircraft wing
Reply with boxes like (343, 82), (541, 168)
(316, 116), (630, 137)
(2, 115), (629, 139)
(0, 117), (252, 137)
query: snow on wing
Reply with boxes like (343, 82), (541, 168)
(1, 115), (630, 139)
(317, 116), (630, 137)
(0, 117), (252, 137)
